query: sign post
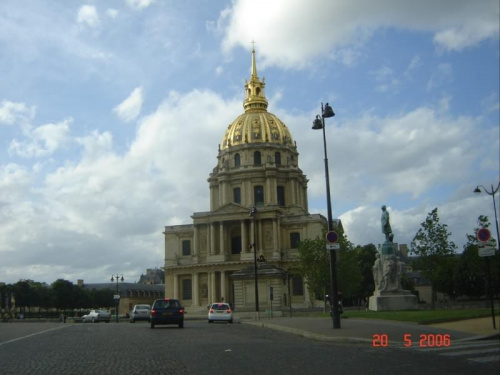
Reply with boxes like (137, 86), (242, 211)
(478, 228), (497, 329)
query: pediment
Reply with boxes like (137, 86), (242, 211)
(210, 202), (251, 216)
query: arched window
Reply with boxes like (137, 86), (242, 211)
(233, 187), (241, 204)
(254, 151), (261, 165)
(277, 186), (285, 206)
(254, 185), (264, 207)
(275, 152), (281, 166)
(234, 153), (240, 167)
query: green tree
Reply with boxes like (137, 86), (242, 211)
(410, 208), (457, 308)
(297, 237), (330, 299)
(51, 279), (76, 310)
(354, 244), (377, 298)
(297, 225), (361, 304)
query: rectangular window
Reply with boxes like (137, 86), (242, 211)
(254, 185), (264, 207)
(182, 240), (191, 256)
(277, 186), (285, 206)
(182, 279), (192, 300)
(292, 276), (304, 296)
(290, 232), (300, 249)
(233, 187), (241, 204)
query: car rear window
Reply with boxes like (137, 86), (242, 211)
(136, 305), (150, 309)
(154, 300), (181, 309)
(211, 304), (229, 310)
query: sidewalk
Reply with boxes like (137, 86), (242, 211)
(240, 315), (500, 345)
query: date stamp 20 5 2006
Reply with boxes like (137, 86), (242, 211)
(372, 333), (451, 348)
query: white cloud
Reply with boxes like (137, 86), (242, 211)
(9, 119), (71, 158)
(77, 5), (100, 29)
(113, 87), (145, 123)
(372, 66), (399, 93)
(0, 101), (35, 125)
(126, 0), (156, 10)
(220, 0), (499, 69)
(427, 63), (453, 91)
(106, 9), (119, 19)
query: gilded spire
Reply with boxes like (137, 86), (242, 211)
(244, 42), (268, 113)
(251, 40), (258, 78)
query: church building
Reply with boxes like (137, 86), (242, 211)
(164, 48), (336, 313)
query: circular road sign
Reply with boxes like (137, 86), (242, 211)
(477, 228), (491, 242)
(326, 231), (338, 243)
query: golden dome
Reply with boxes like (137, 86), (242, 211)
(221, 111), (294, 150)
(220, 47), (294, 150)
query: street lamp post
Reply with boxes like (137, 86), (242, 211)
(474, 182), (500, 330)
(312, 102), (341, 329)
(249, 206), (260, 320)
(111, 274), (124, 323)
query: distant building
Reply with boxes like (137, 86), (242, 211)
(77, 279), (164, 315)
(139, 268), (165, 285)
(163, 48), (340, 314)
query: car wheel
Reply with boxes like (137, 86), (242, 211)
(105, 320), (110, 323)
(130, 319), (135, 323)
(229, 319), (233, 324)
(208, 320), (213, 323)
(178, 322), (184, 328)
(150, 321), (155, 329)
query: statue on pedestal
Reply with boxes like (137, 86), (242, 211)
(369, 205), (418, 310)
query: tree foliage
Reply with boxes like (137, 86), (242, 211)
(297, 225), (362, 303)
(410, 208), (457, 307)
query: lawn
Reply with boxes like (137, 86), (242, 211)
(308, 308), (498, 324)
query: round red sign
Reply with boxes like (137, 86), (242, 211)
(477, 228), (491, 242)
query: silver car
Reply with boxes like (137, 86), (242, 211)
(82, 309), (111, 323)
(208, 302), (233, 323)
(130, 304), (151, 323)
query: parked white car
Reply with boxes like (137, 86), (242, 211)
(82, 309), (111, 323)
(130, 304), (151, 323)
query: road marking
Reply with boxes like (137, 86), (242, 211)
(415, 341), (498, 352)
(0, 325), (71, 347)
(440, 347), (499, 357)
(469, 354), (500, 363)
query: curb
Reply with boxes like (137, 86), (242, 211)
(242, 320), (373, 344)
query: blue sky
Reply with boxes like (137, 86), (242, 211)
(1, 0), (499, 284)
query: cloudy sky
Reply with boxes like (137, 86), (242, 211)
(1, 0), (498, 285)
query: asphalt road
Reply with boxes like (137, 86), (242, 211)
(0, 321), (498, 375)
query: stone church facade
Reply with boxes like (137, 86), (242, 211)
(164, 49), (332, 313)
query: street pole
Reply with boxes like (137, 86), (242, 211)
(111, 274), (124, 323)
(474, 182), (499, 330)
(313, 103), (341, 329)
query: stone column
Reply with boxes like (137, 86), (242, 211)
(258, 220), (263, 252)
(210, 271), (216, 302)
(220, 270), (226, 302)
(291, 179), (297, 205)
(192, 272), (199, 307)
(219, 222), (225, 255)
(241, 220), (248, 253)
(250, 219), (255, 249)
(193, 225), (198, 256)
(210, 223), (216, 255)
(173, 274), (179, 299)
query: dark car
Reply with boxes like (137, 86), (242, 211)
(150, 298), (185, 328)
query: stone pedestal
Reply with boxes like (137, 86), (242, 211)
(369, 291), (418, 311)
